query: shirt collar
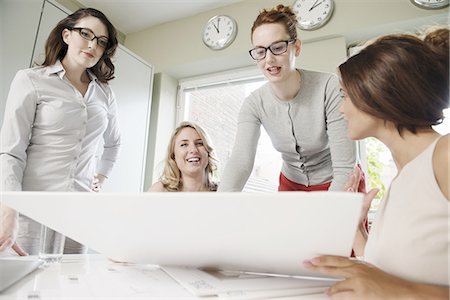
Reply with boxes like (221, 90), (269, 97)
(46, 60), (99, 82)
(46, 60), (65, 78)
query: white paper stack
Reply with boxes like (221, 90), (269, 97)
(162, 266), (335, 299)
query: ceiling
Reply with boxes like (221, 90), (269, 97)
(77, 0), (244, 34)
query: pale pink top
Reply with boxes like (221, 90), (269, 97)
(365, 137), (449, 286)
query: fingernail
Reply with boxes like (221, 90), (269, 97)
(311, 257), (321, 264)
(302, 260), (313, 267)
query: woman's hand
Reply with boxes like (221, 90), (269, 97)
(303, 255), (449, 300)
(345, 166), (378, 223)
(91, 173), (107, 192)
(345, 166), (379, 255)
(358, 189), (378, 227)
(344, 165), (364, 193)
(0, 206), (27, 256)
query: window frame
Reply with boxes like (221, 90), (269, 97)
(177, 66), (263, 124)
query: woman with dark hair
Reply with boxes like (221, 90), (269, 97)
(148, 121), (219, 192)
(218, 4), (358, 193)
(304, 27), (449, 299)
(0, 8), (121, 255)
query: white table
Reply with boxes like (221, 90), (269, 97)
(1, 254), (329, 299)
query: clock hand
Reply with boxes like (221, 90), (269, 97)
(213, 18), (220, 33)
(310, 0), (319, 9)
(309, 0), (323, 11)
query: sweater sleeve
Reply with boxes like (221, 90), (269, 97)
(218, 95), (261, 192)
(324, 75), (356, 191)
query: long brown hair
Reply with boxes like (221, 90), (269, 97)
(251, 4), (298, 42)
(339, 27), (449, 134)
(42, 8), (118, 83)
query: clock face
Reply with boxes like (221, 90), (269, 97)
(202, 15), (238, 50)
(410, 0), (449, 9)
(292, 0), (335, 31)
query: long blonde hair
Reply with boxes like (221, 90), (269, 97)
(160, 121), (219, 191)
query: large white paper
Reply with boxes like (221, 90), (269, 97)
(1, 191), (363, 278)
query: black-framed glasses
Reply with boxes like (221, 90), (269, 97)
(249, 39), (295, 60)
(71, 27), (109, 49)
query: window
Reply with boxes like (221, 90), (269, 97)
(178, 68), (280, 192)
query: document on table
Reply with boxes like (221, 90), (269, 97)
(1, 191), (363, 278)
(162, 266), (334, 298)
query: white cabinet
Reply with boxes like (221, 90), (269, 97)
(105, 47), (153, 192)
(1, 0), (153, 192)
(0, 0), (43, 127)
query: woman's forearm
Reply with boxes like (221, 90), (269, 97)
(410, 282), (450, 300)
(352, 222), (368, 257)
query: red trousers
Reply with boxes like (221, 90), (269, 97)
(278, 166), (366, 193)
(278, 173), (331, 191)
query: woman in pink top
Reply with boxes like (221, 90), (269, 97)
(304, 27), (449, 299)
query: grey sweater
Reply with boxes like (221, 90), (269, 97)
(218, 69), (356, 192)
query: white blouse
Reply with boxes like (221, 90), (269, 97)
(364, 137), (449, 286)
(0, 61), (121, 192)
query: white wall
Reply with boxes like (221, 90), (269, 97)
(124, 0), (448, 79)
(297, 36), (347, 73)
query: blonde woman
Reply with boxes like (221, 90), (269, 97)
(149, 122), (218, 192)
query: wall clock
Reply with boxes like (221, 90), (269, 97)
(410, 0), (449, 9)
(292, 0), (335, 31)
(202, 15), (238, 50)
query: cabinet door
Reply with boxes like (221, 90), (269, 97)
(0, 0), (44, 126)
(30, 0), (153, 192)
(103, 47), (153, 192)
(32, 1), (69, 65)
